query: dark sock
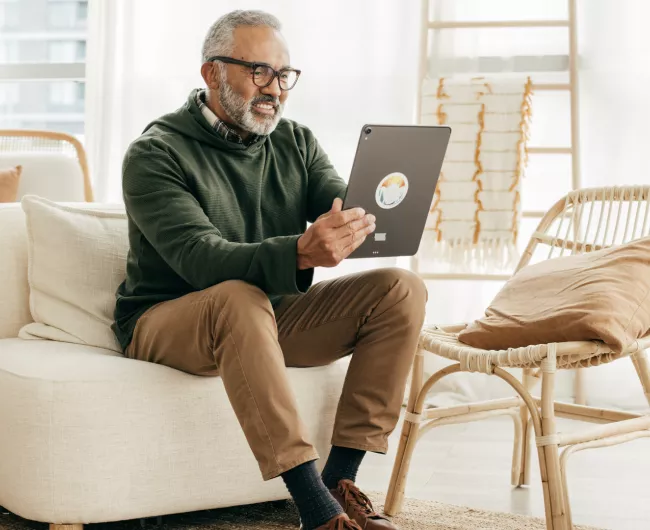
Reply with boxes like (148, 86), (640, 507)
(321, 446), (366, 489)
(281, 460), (343, 529)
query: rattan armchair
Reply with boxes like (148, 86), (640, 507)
(385, 186), (650, 530)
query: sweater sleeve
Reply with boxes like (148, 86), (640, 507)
(122, 144), (313, 294)
(306, 137), (348, 223)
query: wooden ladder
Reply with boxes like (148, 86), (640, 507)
(413, 0), (586, 404)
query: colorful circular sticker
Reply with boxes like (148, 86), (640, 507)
(375, 172), (409, 209)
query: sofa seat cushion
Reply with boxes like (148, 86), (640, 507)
(0, 338), (348, 524)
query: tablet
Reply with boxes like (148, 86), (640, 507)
(342, 124), (451, 258)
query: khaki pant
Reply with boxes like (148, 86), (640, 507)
(126, 267), (427, 480)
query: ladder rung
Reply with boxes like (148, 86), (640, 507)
(418, 272), (512, 281)
(522, 211), (546, 218)
(429, 20), (570, 30)
(532, 83), (571, 91)
(528, 147), (572, 155)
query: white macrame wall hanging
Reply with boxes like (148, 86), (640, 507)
(420, 76), (533, 273)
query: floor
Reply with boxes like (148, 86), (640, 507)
(357, 416), (650, 530)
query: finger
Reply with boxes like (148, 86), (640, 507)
(315, 198), (344, 223)
(334, 214), (375, 240)
(343, 231), (370, 256)
(347, 214), (376, 233)
(325, 207), (367, 229)
(342, 222), (376, 251)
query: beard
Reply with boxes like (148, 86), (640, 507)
(218, 68), (284, 136)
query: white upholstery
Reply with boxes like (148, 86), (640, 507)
(19, 197), (127, 352)
(0, 152), (85, 202)
(0, 198), (350, 525)
(0, 204), (31, 338)
(0, 338), (347, 523)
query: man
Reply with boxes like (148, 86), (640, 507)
(113, 9), (427, 530)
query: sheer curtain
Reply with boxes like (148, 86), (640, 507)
(578, 0), (650, 411)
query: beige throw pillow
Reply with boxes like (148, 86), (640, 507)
(458, 237), (650, 353)
(19, 195), (127, 352)
(0, 165), (22, 202)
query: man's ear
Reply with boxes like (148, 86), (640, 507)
(200, 62), (220, 90)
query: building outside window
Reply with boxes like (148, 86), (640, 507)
(0, 0), (88, 139)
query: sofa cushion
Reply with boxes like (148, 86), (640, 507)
(0, 337), (347, 522)
(0, 165), (22, 202)
(0, 204), (32, 338)
(19, 196), (127, 352)
(459, 236), (650, 353)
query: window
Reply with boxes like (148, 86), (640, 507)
(0, 0), (19, 29)
(0, 0), (88, 139)
(47, 0), (87, 29)
(0, 82), (19, 106)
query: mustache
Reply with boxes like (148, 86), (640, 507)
(250, 95), (280, 108)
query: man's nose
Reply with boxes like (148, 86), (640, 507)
(261, 77), (282, 98)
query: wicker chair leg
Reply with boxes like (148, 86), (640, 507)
(385, 351), (426, 516)
(524, 417), (534, 485)
(539, 442), (569, 530)
(516, 405), (530, 486)
(384, 416), (419, 516)
(630, 350), (650, 406)
(559, 449), (574, 526)
(573, 368), (587, 405)
(517, 368), (534, 486)
(539, 364), (570, 530)
(510, 410), (524, 486)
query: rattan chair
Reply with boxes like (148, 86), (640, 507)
(385, 186), (650, 530)
(0, 129), (93, 202)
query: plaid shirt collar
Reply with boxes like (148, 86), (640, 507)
(195, 90), (261, 147)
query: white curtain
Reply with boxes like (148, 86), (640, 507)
(578, 0), (650, 411)
(85, 0), (650, 411)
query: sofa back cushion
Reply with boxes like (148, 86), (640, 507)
(0, 203), (32, 338)
(19, 196), (127, 352)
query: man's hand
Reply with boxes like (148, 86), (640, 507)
(297, 198), (376, 269)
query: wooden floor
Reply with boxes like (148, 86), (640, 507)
(357, 416), (650, 530)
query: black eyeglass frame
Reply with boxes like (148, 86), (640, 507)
(208, 56), (301, 91)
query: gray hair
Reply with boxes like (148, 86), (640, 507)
(202, 10), (282, 63)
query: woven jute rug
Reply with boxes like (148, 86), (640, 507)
(0, 494), (602, 530)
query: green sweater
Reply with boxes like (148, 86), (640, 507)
(112, 89), (348, 351)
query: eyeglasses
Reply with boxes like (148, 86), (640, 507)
(208, 56), (301, 91)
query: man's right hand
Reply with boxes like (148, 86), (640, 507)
(297, 198), (376, 269)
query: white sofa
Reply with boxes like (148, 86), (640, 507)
(0, 200), (348, 527)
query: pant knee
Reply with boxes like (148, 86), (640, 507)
(370, 267), (428, 307)
(202, 280), (273, 313)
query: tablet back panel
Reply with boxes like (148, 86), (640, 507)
(343, 124), (451, 258)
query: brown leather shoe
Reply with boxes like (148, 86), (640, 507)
(330, 480), (398, 529)
(301, 513), (363, 529)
